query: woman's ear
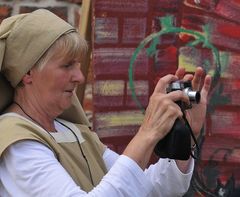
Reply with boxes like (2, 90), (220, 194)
(22, 70), (33, 85)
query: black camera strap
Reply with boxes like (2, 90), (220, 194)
(182, 113), (200, 160)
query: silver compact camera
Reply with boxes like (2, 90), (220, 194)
(167, 80), (200, 110)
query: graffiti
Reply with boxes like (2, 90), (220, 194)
(186, 146), (240, 197)
(128, 15), (221, 112)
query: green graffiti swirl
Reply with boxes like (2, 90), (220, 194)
(128, 15), (221, 111)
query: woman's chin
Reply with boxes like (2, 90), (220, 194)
(60, 99), (72, 111)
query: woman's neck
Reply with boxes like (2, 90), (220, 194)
(11, 100), (57, 132)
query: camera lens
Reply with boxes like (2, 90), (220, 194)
(184, 88), (201, 103)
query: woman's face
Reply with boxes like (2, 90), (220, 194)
(30, 56), (85, 114)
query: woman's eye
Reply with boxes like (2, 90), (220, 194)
(62, 61), (79, 68)
(63, 63), (73, 68)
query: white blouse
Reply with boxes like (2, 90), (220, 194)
(0, 120), (194, 197)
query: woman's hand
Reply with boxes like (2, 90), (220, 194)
(123, 74), (190, 169)
(140, 74), (190, 143)
(175, 67), (212, 138)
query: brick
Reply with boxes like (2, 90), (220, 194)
(211, 19), (240, 51)
(93, 48), (149, 77)
(126, 80), (149, 108)
(94, 17), (118, 44)
(127, 80), (149, 96)
(150, 0), (183, 12)
(94, 0), (148, 13)
(94, 110), (144, 137)
(200, 135), (240, 163)
(122, 18), (147, 44)
(224, 52), (240, 80)
(207, 108), (240, 135)
(219, 79), (240, 106)
(94, 95), (124, 108)
(95, 110), (144, 127)
(94, 80), (124, 96)
(214, 19), (240, 39)
(93, 80), (124, 107)
(96, 125), (140, 138)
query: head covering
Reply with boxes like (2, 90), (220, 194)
(0, 9), (90, 126)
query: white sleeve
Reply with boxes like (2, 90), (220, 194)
(103, 148), (194, 197)
(102, 147), (119, 170)
(144, 158), (194, 197)
(0, 141), (155, 197)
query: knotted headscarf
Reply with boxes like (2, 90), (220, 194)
(0, 9), (90, 126)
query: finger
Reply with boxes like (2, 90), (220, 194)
(154, 74), (178, 93)
(201, 74), (212, 99)
(175, 67), (185, 79)
(192, 67), (204, 90)
(183, 74), (193, 81)
(167, 90), (190, 106)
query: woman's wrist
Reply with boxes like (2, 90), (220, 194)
(123, 128), (157, 169)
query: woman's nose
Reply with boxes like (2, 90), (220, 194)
(73, 63), (85, 84)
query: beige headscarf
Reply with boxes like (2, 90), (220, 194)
(0, 9), (90, 126)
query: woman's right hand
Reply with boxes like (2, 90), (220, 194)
(139, 74), (190, 144)
(123, 74), (190, 169)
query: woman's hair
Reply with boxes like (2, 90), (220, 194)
(35, 31), (88, 70)
(16, 32), (88, 88)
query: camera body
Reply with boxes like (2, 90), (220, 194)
(167, 80), (200, 110)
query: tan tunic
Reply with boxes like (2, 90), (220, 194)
(0, 113), (107, 192)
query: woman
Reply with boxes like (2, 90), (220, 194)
(0, 9), (211, 196)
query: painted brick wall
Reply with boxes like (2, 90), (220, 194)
(92, 0), (182, 139)
(92, 0), (240, 196)
(180, 1), (240, 196)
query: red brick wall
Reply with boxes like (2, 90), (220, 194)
(92, 0), (182, 138)
(92, 0), (240, 196)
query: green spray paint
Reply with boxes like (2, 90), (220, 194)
(128, 15), (222, 111)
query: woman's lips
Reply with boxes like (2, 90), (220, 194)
(65, 90), (74, 96)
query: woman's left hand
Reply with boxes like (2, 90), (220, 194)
(175, 67), (212, 138)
